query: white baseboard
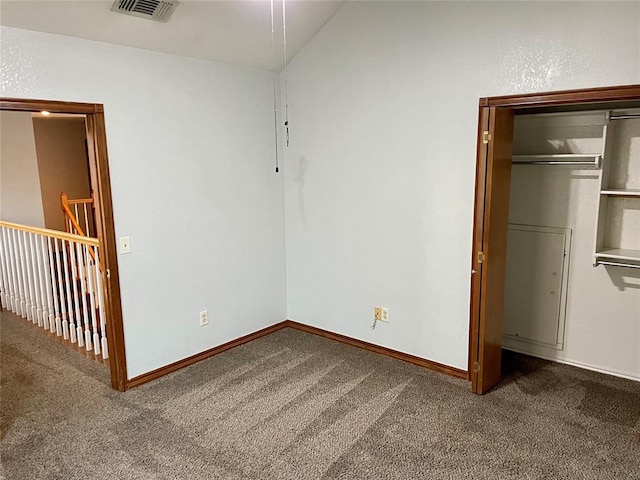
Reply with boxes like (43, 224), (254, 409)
(502, 346), (640, 383)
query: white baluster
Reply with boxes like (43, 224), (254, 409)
(17, 230), (30, 319)
(7, 229), (20, 314)
(0, 227), (8, 309)
(85, 245), (100, 355)
(84, 204), (91, 237)
(22, 232), (32, 320)
(54, 238), (67, 336)
(0, 228), (9, 309)
(39, 235), (52, 331)
(13, 230), (25, 317)
(75, 242), (92, 352)
(14, 231), (25, 317)
(34, 233), (49, 328)
(66, 240), (80, 344)
(29, 232), (43, 326)
(68, 241), (85, 347)
(61, 239), (73, 340)
(1, 227), (12, 310)
(74, 204), (79, 232)
(94, 249), (108, 359)
(25, 232), (36, 322)
(2, 227), (15, 312)
(46, 237), (59, 332)
(27, 232), (39, 323)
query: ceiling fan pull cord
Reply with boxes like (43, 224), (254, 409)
(270, 0), (279, 173)
(283, 0), (290, 148)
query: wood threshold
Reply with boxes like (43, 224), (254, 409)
(284, 320), (468, 379)
(127, 320), (467, 389)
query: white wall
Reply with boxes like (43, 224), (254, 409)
(282, 2), (640, 371)
(506, 115), (640, 380)
(1, 26), (287, 379)
(2, 2), (638, 382)
(0, 111), (45, 227)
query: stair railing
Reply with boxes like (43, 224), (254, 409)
(61, 192), (95, 238)
(60, 192), (98, 266)
(0, 221), (108, 359)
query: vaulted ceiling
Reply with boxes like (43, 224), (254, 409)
(0, 0), (345, 71)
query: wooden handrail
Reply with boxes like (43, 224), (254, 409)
(67, 197), (94, 205)
(0, 221), (100, 246)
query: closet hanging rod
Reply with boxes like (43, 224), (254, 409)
(609, 113), (640, 120)
(596, 261), (640, 269)
(512, 154), (601, 167)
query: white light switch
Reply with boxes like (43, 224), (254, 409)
(120, 236), (131, 254)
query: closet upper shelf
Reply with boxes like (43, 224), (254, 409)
(512, 154), (601, 167)
(600, 189), (640, 197)
(595, 248), (640, 267)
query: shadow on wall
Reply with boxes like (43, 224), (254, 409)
(293, 155), (309, 229)
(605, 266), (640, 291)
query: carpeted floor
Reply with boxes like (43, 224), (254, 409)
(1, 310), (639, 480)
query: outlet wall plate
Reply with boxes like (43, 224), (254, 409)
(199, 310), (209, 326)
(119, 236), (131, 254)
(373, 306), (390, 323)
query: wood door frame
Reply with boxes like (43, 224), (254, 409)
(1, 97), (128, 392)
(469, 84), (640, 394)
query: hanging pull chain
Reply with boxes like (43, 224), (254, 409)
(282, 0), (290, 147)
(270, 0), (279, 173)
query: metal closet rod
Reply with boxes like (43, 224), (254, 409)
(597, 260), (640, 269)
(610, 113), (640, 120)
(511, 155), (601, 167)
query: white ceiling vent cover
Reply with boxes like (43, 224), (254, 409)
(111, 0), (179, 23)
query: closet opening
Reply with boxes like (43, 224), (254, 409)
(469, 85), (640, 395)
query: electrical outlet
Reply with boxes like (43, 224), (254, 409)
(374, 306), (390, 323)
(119, 236), (131, 254)
(199, 310), (209, 327)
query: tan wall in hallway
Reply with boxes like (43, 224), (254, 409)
(32, 116), (91, 232)
(0, 111), (45, 227)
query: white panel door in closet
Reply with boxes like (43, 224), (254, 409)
(503, 224), (571, 350)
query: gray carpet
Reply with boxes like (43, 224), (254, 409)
(1, 310), (639, 480)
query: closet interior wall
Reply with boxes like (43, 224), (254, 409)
(503, 110), (640, 381)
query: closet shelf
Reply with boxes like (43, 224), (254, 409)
(512, 154), (601, 167)
(595, 248), (640, 262)
(600, 189), (640, 197)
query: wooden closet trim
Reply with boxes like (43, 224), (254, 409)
(480, 84), (640, 109)
(470, 83), (640, 394)
(0, 98), (100, 114)
(1, 97), (128, 392)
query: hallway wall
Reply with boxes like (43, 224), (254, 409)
(0, 111), (45, 227)
(1, 26), (287, 379)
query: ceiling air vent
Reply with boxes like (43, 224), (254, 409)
(111, 0), (179, 23)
